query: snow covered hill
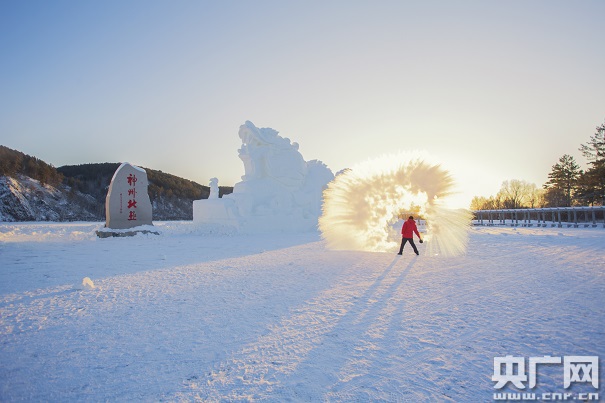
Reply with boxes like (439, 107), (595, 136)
(0, 175), (100, 222)
(0, 171), (226, 223)
(0, 223), (603, 401)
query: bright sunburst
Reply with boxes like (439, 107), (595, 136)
(318, 152), (473, 256)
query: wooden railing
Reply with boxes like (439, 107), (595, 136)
(472, 207), (605, 228)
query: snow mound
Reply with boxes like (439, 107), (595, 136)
(78, 277), (96, 290)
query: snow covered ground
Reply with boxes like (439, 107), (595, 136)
(0, 222), (603, 401)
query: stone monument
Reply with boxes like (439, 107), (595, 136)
(97, 162), (157, 237)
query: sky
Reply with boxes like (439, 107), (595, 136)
(1, 0), (604, 208)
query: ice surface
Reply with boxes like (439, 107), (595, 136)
(319, 152), (473, 256)
(194, 121), (334, 232)
(0, 222), (603, 401)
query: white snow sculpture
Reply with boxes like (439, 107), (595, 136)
(193, 121), (334, 232)
(209, 178), (219, 199)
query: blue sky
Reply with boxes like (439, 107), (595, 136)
(1, 1), (604, 207)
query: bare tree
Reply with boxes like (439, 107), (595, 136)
(497, 179), (537, 209)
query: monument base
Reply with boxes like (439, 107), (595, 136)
(96, 225), (160, 238)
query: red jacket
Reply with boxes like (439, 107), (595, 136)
(401, 218), (421, 239)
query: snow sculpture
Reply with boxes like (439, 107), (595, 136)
(193, 121), (334, 232)
(318, 152), (473, 256)
(209, 178), (219, 199)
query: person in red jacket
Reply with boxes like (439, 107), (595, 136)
(397, 215), (423, 255)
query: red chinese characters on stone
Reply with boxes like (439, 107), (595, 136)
(127, 174), (137, 221)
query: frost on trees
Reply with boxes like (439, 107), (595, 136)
(193, 121), (334, 232)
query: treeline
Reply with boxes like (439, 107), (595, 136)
(58, 163), (221, 205)
(472, 121), (605, 210)
(59, 164), (239, 205)
(59, 163), (121, 203)
(147, 169), (210, 201)
(0, 146), (63, 186)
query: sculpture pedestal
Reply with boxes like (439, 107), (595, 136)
(193, 198), (239, 228)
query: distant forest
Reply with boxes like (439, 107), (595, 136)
(0, 146), (63, 186)
(471, 120), (605, 210)
(0, 145), (233, 218)
(58, 163), (218, 205)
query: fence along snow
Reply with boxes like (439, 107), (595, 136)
(472, 207), (605, 228)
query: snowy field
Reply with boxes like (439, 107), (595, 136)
(0, 222), (603, 401)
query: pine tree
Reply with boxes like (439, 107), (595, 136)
(543, 154), (581, 207)
(575, 169), (602, 206)
(578, 122), (605, 205)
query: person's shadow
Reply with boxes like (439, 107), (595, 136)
(273, 256), (417, 400)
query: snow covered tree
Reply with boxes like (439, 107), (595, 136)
(577, 121), (605, 205)
(542, 154), (581, 207)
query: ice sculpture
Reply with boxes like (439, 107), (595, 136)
(193, 121), (334, 232)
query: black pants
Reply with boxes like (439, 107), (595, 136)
(398, 237), (418, 255)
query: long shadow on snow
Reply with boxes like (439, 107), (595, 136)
(274, 256), (417, 400)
